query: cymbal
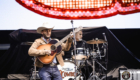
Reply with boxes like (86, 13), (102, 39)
(86, 39), (106, 44)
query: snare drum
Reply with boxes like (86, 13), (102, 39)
(71, 48), (90, 60)
(57, 60), (76, 80)
(75, 60), (86, 68)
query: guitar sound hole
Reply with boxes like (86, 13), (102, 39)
(51, 45), (56, 51)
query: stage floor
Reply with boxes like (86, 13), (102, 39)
(0, 74), (118, 80)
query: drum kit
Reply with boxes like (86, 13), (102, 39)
(83, 40), (107, 80)
(57, 34), (108, 80)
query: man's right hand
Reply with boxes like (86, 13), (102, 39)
(44, 50), (51, 55)
(40, 50), (51, 55)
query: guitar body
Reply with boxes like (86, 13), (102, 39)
(37, 40), (62, 64)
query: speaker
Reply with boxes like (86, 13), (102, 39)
(119, 69), (140, 80)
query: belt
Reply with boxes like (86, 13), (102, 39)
(43, 63), (57, 67)
(50, 63), (57, 66)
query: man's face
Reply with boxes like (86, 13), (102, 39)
(41, 29), (52, 39)
(76, 31), (83, 41)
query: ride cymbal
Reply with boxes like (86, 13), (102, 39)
(86, 39), (106, 44)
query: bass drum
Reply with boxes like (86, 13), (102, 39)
(57, 59), (76, 80)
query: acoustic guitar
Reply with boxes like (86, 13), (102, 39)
(37, 26), (83, 64)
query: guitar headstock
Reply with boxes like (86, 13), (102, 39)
(74, 26), (83, 33)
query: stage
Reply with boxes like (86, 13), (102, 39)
(0, 27), (140, 80)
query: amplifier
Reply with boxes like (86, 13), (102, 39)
(120, 69), (140, 80)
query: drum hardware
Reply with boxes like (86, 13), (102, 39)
(86, 37), (107, 59)
(102, 33), (108, 44)
(96, 38), (102, 59)
(87, 58), (107, 80)
(30, 56), (40, 80)
(96, 60), (107, 71)
(86, 33), (108, 80)
(76, 60), (86, 69)
(100, 43), (107, 58)
(90, 51), (97, 58)
(87, 54), (107, 80)
(74, 69), (84, 80)
(30, 71), (40, 80)
(76, 74), (84, 80)
(102, 33), (108, 80)
(71, 47), (90, 80)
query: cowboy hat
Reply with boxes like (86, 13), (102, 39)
(37, 22), (54, 33)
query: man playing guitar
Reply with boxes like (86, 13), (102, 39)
(28, 22), (73, 80)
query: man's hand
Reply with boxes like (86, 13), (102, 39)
(70, 31), (74, 38)
(68, 31), (73, 42)
(61, 51), (65, 56)
(44, 50), (51, 55)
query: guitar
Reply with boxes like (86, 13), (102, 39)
(37, 26), (83, 64)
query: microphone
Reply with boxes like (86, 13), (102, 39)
(102, 33), (107, 42)
(71, 20), (73, 24)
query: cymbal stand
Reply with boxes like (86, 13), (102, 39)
(88, 40), (107, 80)
(88, 54), (102, 80)
(96, 38), (101, 59)
(88, 54), (108, 80)
(30, 56), (40, 80)
(87, 40), (101, 80)
(92, 39), (95, 52)
(30, 56), (37, 80)
(102, 33), (108, 80)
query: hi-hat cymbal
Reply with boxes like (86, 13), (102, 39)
(86, 39), (106, 44)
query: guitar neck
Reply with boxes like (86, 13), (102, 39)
(55, 34), (71, 47)
(54, 26), (83, 47)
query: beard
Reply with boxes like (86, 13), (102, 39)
(77, 36), (82, 41)
(79, 38), (82, 41)
(42, 33), (50, 39)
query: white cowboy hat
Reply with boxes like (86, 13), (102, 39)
(37, 22), (54, 34)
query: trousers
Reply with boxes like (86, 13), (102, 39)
(39, 65), (62, 80)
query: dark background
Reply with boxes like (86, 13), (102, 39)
(1, 29), (140, 59)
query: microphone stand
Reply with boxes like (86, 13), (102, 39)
(71, 20), (77, 80)
(102, 33), (108, 80)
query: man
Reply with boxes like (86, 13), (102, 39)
(64, 30), (91, 59)
(28, 22), (73, 80)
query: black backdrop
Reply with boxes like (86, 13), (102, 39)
(0, 26), (140, 78)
